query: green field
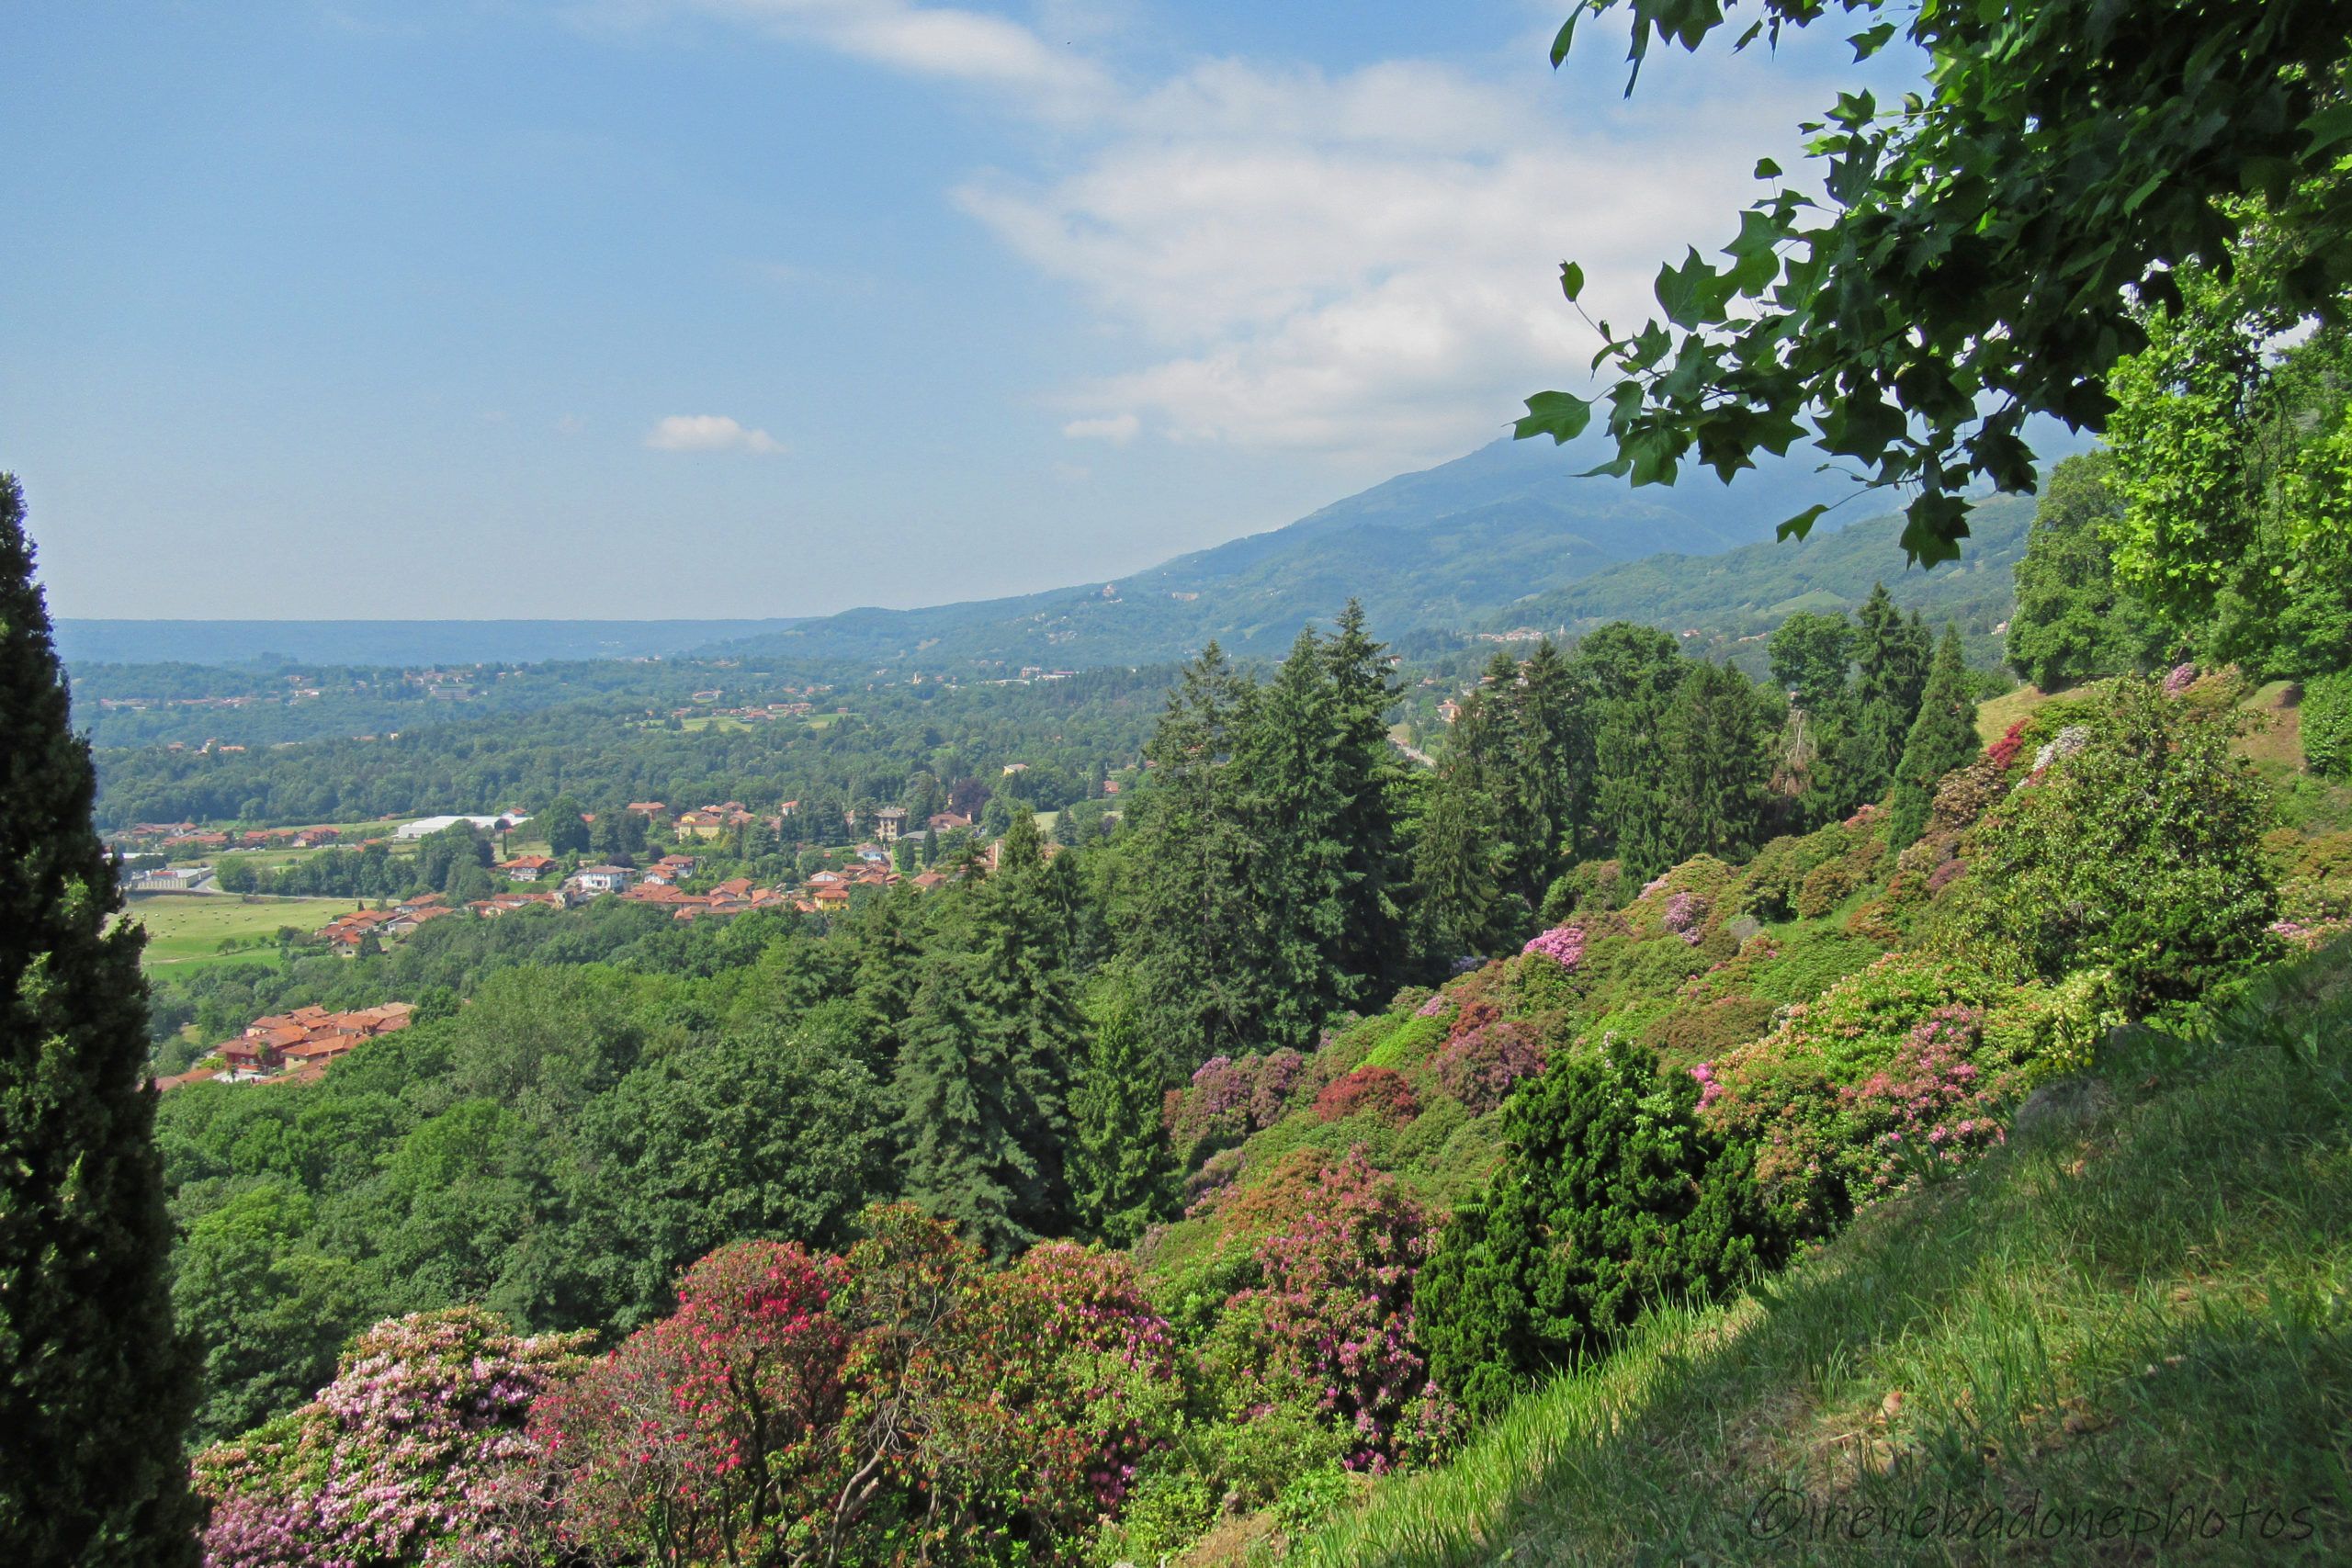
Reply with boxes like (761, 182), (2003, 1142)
(127, 893), (345, 970)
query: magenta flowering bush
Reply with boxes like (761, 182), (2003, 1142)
(1227, 1152), (1455, 1471)
(1415, 991), (1455, 1020)
(1838, 1007), (2019, 1194)
(193, 1308), (591, 1568)
(2164, 660), (2199, 696)
(1432, 1021), (1546, 1114)
(1521, 924), (1587, 970)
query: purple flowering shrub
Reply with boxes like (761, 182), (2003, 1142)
(1430, 1021), (1545, 1114)
(1521, 924), (1587, 969)
(1166, 1050), (1314, 1165)
(193, 1308), (591, 1568)
(1662, 891), (1706, 945)
(1223, 1152), (1456, 1471)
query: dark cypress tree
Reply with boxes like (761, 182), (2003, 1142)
(1066, 986), (1171, 1247)
(1888, 626), (1982, 849)
(0, 475), (202, 1566)
(1324, 601), (1410, 1006)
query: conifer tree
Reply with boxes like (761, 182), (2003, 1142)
(1324, 601), (1410, 1006)
(1126, 644), (1266, 1066)
(958, 809), (1082, 1240)
(1657, 661), (1780, 872)
(1507, 638), (1589, 905)
(1066, 987), (1170, 1247)
(1237, 630), (1349, 1050)
(1851, 585), (1934, 796)
(1888, 626), (1981, 849)
(0, 475), (202, 1566)
(1413, 736), (1510, 962)
(1579, 623), (1686, 869)
(891, 955), (1035, 1258)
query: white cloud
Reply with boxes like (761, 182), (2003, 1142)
(630, 6), (1826, 468)
(673, 0), (1109, 109)
(645, 413), (784, 453)
(957, 56), (1799, 467)
(1060, 412), (1138, 444)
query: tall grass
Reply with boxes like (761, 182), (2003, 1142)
(1293, 942), (2352, 1564)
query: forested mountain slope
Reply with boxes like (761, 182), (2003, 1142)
(711, 434), (1849, 666)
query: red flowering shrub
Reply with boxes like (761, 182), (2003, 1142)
(1224, 1152), (1455, 1470)
(530, 1242), (850, 1567)
(1430, 1021), (1545, 1114)
(1986, 719), (2030, 772)
(1312, 1066), (1419, 1125)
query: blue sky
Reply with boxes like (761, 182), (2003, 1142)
(4, 2), (1903, 619)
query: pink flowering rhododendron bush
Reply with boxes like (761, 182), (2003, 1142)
(1204, 1151), (1455, 1472)
(192, 1308), (591, 1568)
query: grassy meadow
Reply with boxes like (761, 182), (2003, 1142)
(129, 892), (345, 970)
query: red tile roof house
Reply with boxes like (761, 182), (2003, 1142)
(501, 853), (555, 882)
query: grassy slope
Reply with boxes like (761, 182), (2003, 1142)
(1295, 948), (2352, 1565)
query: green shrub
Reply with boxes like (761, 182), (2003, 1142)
(1273, 1465), (1367, 1539)
(1090, 1471), (1216, 1565)
(1939, 677), (2279, 1014)
(1415, 1040), (1785, 1425)
(2306, 669), (2352, 780)
(1794, 856), (1861, 919)
(1744, 927), (1877, 1006)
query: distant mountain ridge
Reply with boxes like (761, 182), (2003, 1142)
(709, 434), (1851, 667)
(62, 437), (2023, 675)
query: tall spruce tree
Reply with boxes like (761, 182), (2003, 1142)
(1066, 985), (1171, 1247)
(891, 954), (1035, 1258)
(1324, 601), (1410, 1007)
(1657, 661), (1781, 873)
(1238, 630), (1350, 1050)
(958, 810), (1082, 1240)
(1579, 623), (1687, 871)
(1, 475), (202, 1566)
(1509, 638), (1589, 904)
(1126, 645), (1268, 1067)
(1851, 586), (1934, 797)
(1888, 626), (1982, 849)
